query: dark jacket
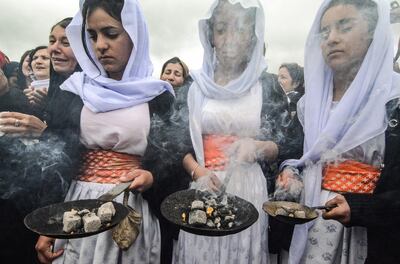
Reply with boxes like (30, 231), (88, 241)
(0, 70), (83, 214)
(143, 82), (193, 264)
(0, 70), (83, 264)
(0, 87), (33, 114)
(344, 100), (400, 264)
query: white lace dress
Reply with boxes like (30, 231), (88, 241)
(53, 104), (161, 264)
(173, 84), (270, 263)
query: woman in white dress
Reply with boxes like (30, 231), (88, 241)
(276, 0), (400, 263)
(35, 0), (174, 263)
(173, 0), (292, 263)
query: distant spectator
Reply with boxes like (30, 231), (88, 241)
(160, 56), (190, 90)
(17, 50), (34, 91)
(24, 46), (50, 108)
(278, 63), (304, 116)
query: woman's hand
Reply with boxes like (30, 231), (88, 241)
(273, 167), (303, 202)
(35, 236), (63, 264)
(182, 153), (222, 192)
(24, 86), (48, 106)
(255, 140), (279, 162)
(228, 138), (258, 163)
(31, 87), (48, 107)
(120, 169), (154, 192)
(23, 86), (34, 100)
(0, 112), (47, 138)
(322, 194), (351, 225)
(276, 167), (297, 189)
(193, 167), (222, 192)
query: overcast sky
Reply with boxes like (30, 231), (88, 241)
(1, 0), (399, 76)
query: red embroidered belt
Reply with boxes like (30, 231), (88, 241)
(79, 149), (141, 184)
(203, 134), (238, 171)
(322, 160), (381, 194)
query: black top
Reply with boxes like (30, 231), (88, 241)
(344, 100), (400, 264)
(0, 70), (84, 214)
(0, 88), (33, 114)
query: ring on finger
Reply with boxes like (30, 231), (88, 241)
(14, 119), (20, 127)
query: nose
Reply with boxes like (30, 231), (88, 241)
(48, 41), (61, 55)
(96, 35), (109, 53)
(36, 56), (44, 65)
(222, 29), (237, 44)
(167, 74), (175, 81)
(326, 29), (340, 46)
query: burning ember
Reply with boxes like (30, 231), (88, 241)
(182, 194), (237, 229)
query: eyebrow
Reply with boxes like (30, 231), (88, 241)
(87, 26), (119, 32)
(320, 17), (357, 31)
(337, 17), (356, 26)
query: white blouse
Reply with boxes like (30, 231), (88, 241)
(80, 103), (150, 156)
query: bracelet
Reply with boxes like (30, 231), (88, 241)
(190, 164), (200, 180)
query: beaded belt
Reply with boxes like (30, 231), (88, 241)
(322, 160), (381, 194)
(79, 149), (141, 184)
(203, 134), (238, 171)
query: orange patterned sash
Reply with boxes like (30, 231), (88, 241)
(203, 134), (238, 171)
(79, 150), (141, 184)
(322, 160), (381, 194)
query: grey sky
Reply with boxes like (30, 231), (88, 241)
(3, 0), (373, 76)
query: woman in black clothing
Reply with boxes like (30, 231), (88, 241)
(278, 63), (304, 116)
(0, 17), (82, 264)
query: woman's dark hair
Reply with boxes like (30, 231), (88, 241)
(160, 57), (189, 79)
(51, 17), (73, 32)
(279, 63), (305, 94)
(29, 45), (48, 69)
(16, 49), (32, 90)
(3, 61), (19, 79)
(81, 0), (124, 72)
(322, 0), (378, 34)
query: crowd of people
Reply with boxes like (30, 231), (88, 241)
(0, 0), (400, 263)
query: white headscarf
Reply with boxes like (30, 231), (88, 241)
(60, 0), (174, 113)
(188, 0), (267, 166)
(282, 0), (400, 263)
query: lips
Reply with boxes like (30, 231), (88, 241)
(52, 57), (67, 63)
(99, 56), (113, 63)
(327, 50), (344, 57)
(35, 66), (46, 70)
